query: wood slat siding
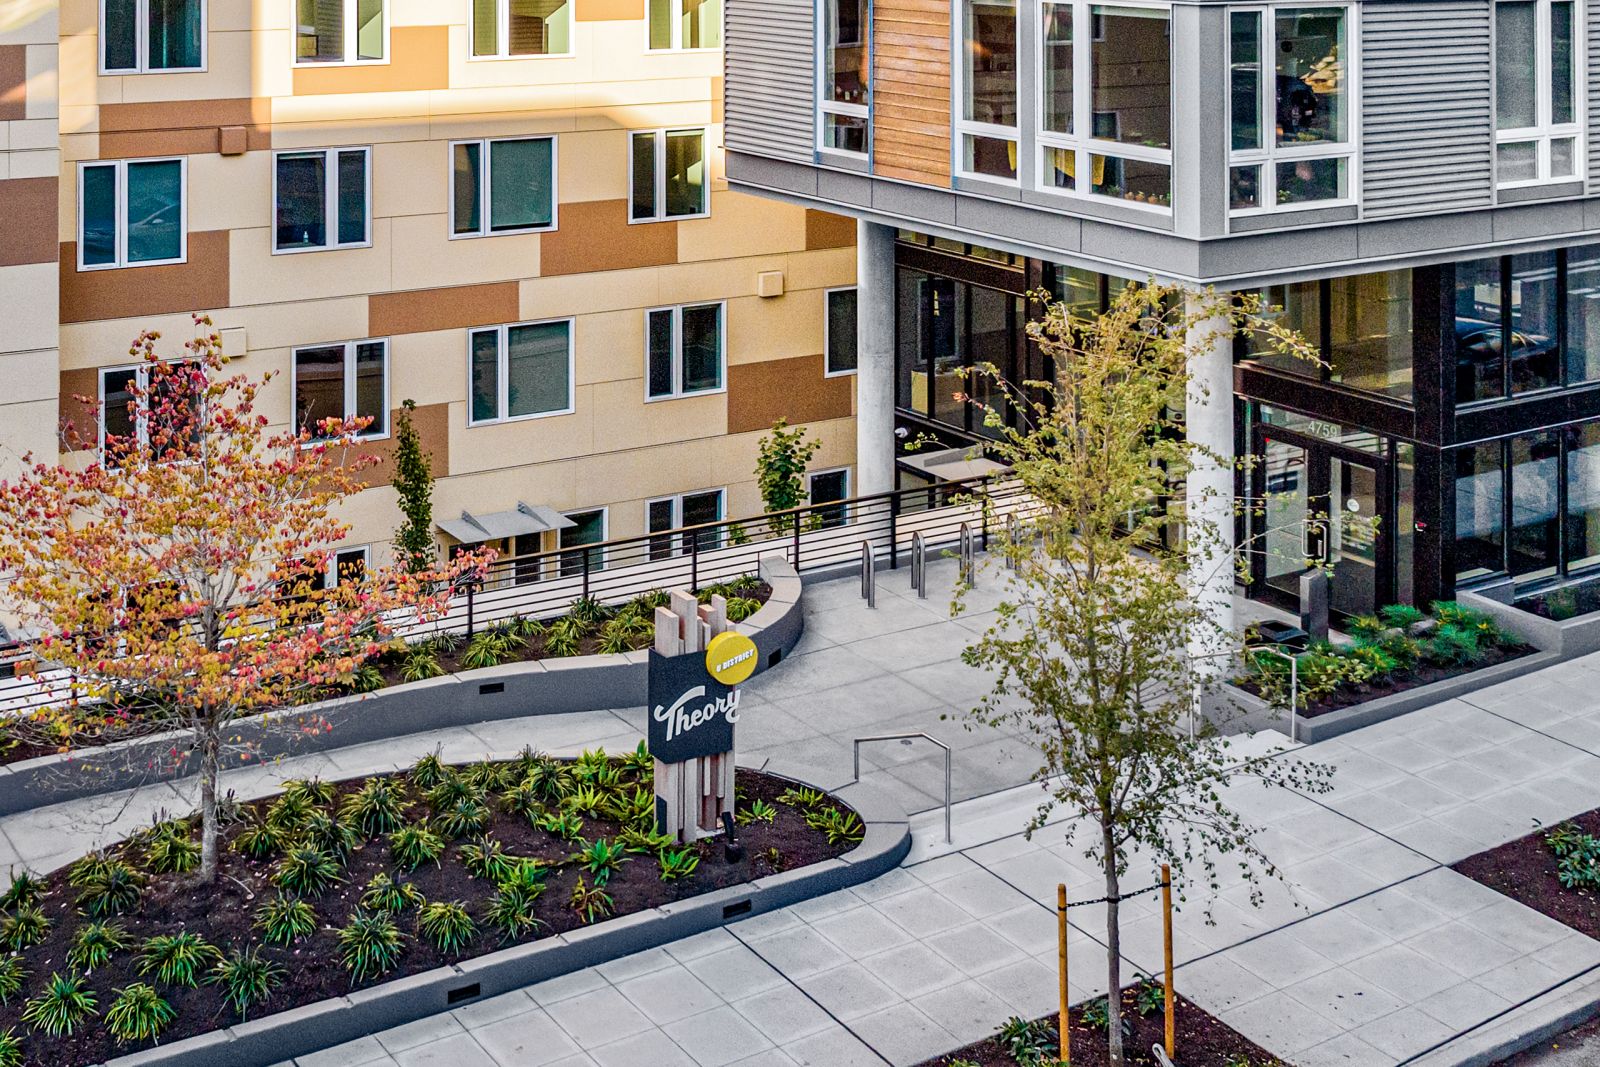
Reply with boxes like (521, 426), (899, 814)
(725, 0), (815, 162)
(873, 0), (952, 186)
(1589, 0), (1600, 193)
(1360, 1), (1494, 218)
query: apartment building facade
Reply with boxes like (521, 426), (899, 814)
(0, 0), (860, 581)
(726, 0), (1600, 622)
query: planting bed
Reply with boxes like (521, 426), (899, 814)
(1453, 807), (1600, 942)
(1518, 578), (1600, 621)
(0, 747), (856, 1066)
(916, 983), (1287, 1067)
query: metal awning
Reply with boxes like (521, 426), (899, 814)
(437, 502), (576, 544)
(899, 446), (1010, 483)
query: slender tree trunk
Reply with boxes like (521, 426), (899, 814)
(197, 721), (220, 884)
(1103, 821), (1124, 1067)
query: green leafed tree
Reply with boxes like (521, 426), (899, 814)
(755, 417), (821, 537)
(392, 399), (436, 574)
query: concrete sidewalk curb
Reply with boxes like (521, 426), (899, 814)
(0, 558), (804, 819)
(1406, 968), (1600, 1067)
(99, 757), (911, 1067)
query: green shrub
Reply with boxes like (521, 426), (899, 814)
(208, 946), (285, 1020)
(255, 894), (318, 946)
(805, 807), (865, 846)
(576, 839), (630, 887)
(425, 774), (482, 811)
(434, 798), (491, 839)
(1378, 603), (1428, 632)
(776, 786), (826, 810)
(485, 864), (547, 941)
(342, 776), (412, 836)
(64, 853), (112, 889)
(725, 596), (763, 623)
(282, 777), (336, 807)
(461, 630), (517, 670)
(137, 932), (221, 987)
(69, 920), (132, 972)
(274, 845), (344, 897)
(618, 826), (675, 854)
(0, 1026), (19, 1067)
(0, 871), (44, 911)
(0, 956), (26, 1004)
(409, 752), (449, 790)
(568, 595), (610, 625)
(0, 906), (51, 951)
(737, 800), (778, 826)
(459, 837), (521, 884)
(389, 824), (446, 871)
(1348, 644), (1399, 680)
(361, 872), (425, 914)
(609, 786), (655, 828)
(265, 792), (316, 833)
(543, 619), (583, 657)
(1546, 823), (1600, 891)
(1427, 624), (1484, 667)
(524, 758), (571, 803)
(1135, 974), (1166, 1017)
(146, 832), (201, 875)
(302, 810), (361, 864)
(339, 910), (405, 983)
(997, 1015), (1057, 1062)
(76, 861), (145, 918)
(500, 780), (545, 821)
(418, 901), (477, 956)
(619, 741), (653, 778)
(1346, 614), (1385, 640)
(21, 972), (97, 1036)
(658, 847), (700, 882)
(568, 877), (613, 924)
(105, 982), (176, 1045)
(598, 618), (639, 655)
(401, 648), (445, 682)
(563, 785), (608, 820)
(463, 759), (511, 793)
(233, 819), (286, 860)
(535, 810), (584, 842)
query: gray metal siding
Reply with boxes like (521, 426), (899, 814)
(724, 0), (815, 163)
(1361, 0), (1495, 219)
(1589, 0), (1600, 192)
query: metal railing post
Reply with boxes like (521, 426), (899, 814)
(466, 584), (476, 637)
(981, 480), (990, 552)
(860, 541), (876, 608)
(888, 494), (900, 570)
(911, 532), (927, 599)
(792, 512), (802, 571)
(852, 732), (952, 844)
(581, 548), (591, 600)
(1246, 644), (1300, 744)
(690, 530), (700, 592)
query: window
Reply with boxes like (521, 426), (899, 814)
(960, 0), (1020, 181)
(808, 468), (850, 528)
(559, 509), (606, 576)
(1239, 271), (1412, 400)
(1495, 0), (1580, 185)
(98, 362), (198, 460)
(101, 0), (204, 73)
(1228, 6), (1352, 212)
(630, 129), (708, 222)
(326, 546), (370, 588)
(468, 320), (574, 424)
(78, 158), (185, 270)
(648, 0), (721, 49)
(472, 0), (572, 57)
(826, 287), (859, 375)
(647, 489), (725, 559)
(818, 0), (870, 155)
(274, 148), (370, 253)
(296, 0), (385, 63)
(293, 340), (388, 440)
(452, 137), (556, 237)
(1455, 441), (1507, 581)
(1035, 2), (1172, 208)
(646, 303), (725, 399)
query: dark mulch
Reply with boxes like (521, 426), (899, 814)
(1237, 643), (1534, 719)
(5, 759), (849, 1067)
(915, 984), (1290, 1067)
(1453, 807), (1600, 941)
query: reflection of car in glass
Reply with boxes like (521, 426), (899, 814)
(1455, 317), (1558, 395)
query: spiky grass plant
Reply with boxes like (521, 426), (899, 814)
(0, 955), (27, 1004)
(425, 774), (482, 812)
(462, 759), (510, 793)
(264, 792), (316, 833)
(0, 906), (51, 951)
(617, 826), (675, 854)
(434, 798), (491, 839)
(281, 777), (336, 807)
(389, 824), (446, 871)
(409, 751), (448, 790)
(341, 776), (412, 836)
(76, 861), (145, 918)
(145, 832), (201, 875)
(65, 851), (116, 888)
(361, 872), (424, 914)
(0, 1026), (19, 1067)
(68, 920), (132, 972)
(0, 870), (44, 911)
(575, 839), (629, 887)
(273, 845), (344, 897)
(338, 910), (405, 984)
(737, 800), (778, 826)
(418, 900), (477, 956)
(500, 780), (545, 821)
(619, 740), (653, 779)
(233, 818), (286, 860)
(137, 932), (221, 987)
(657, 847), (700, 882)
(534, 810), (583, 842)
(301, 810), (362, 864)
(208, 946), (286, 1020)
(22, 972), (97, 1036)
(524, 757), (571, 803)
(568, 877), (613, 924)
(562, 785), (609, 820)
(105, 982), (176, 1045)
(254, 894), (318, 946)
(459, 837), (520, 883)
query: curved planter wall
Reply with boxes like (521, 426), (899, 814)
(0, 557), (804, 819)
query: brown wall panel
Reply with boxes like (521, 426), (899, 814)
(0, 46), (25, 121)
(59, 231), (230, 324)
(576, 0), (646, 19)
(292, 27), (450, 96)
(805, 209), (857, 250)
(872, 0), (952, 187)
(58, 368), (100, 454)
(0, 177), (59, 266)
(727, 354), (853, 435)
(98, 97), (272, 159)
(350, 402), (451, 489)
(368, 282), (520, 336)
(540, 199), (678, 276)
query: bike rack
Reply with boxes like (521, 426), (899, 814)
(1245, 644), (1300, 744)
(853, 732), (952, 844)
(910, 532), (928, 599)
(959, 523), (975, 586)
(1005, 513), (1020, 571)
(860, 540), (876, 608)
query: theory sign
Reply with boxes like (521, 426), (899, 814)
(647, 650), (740, 764)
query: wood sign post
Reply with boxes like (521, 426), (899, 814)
(648, 590), (759, 842)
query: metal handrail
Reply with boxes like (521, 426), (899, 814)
(853, 732), (952, 844)
(1245, 644), (1300, 744)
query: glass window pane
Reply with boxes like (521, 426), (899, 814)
(297, 0), (344, 62)
(81, 164), (119, 267)
(1552, 0), (1576, 124)
(1243, 281), (1321, 374)
(1455, 257), (1505, 402)
(1455, 441), (1505, 580)
(1275, 156), (1346, 205)
(648, 499), (675, 532)
(664, 130), (705, 217)
(647, 310), (675, 397)
(489, 138), (554, 232)
(1568, 245), (1600, 384)
(631, 132), (657, 220)
(276, 152), (328, 251)
(101, 368), (139, 453)
(295, 345), (346, 437)
(472, 0), (498, 55)
(1229, 165), (1261, 210)
(559, 510), (604, 576)
(1327, 270), (1413, 400)
(1497, 140), (1538, 183)
(1567, 424), (1600, 571)
(1275, 8), (1345, 145)
(1091, 154), (1170, 206)
(964, 135), (1018, 180)
(510, 0), (570, 55)
(827, 288), (858, 373)
(824, 0), (868, 105)
(823, 114), (868, 153)
(1229, 11), (1261, 151)
(1041, 2), (1073, 135)
(681, 490), (722, 527)
(1551, 137), (1577, 178)
(356, 0), (384, 59)
(1091, 5), (1170, 150)
(683, 0), (720, 48)
(104, 0), (138, 71)
(337, 149), (367, 245)
(453, 142), (482, 235)
(505, 322), (570, 417)
(1510, 432), (1559, 579)
(470, 329), (500, 422)
(125, 159), (182, 263)
(1496, 1), (1536, 129)
(355, 342), (386, 435)
(147, 0), (203, 69)
(963, 0), (1018, 127)
(1509, 251), (1559, 393)
(681, 305), (722, 393)
(1042, 146), (1076, 190)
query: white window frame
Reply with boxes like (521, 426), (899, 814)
(470, 0), (575, 59)
(560, 507), (609, 572)
(629, 128), (711, 223)
(291, 338), (391, 441)
(449, 136), (560, 239)
(466, 317), (577, 426)
(645, 0), (722, 51)
(1030, 0), (1175, 212)
(1494, 0), (1585, 188)
(99, 0), (208, 74)
(824, 286), (858, 377)
(644, 301), (728, 401)
(956, 0), (1022, 187)
(97, 360), (194, 457)
(272, 147), (373, 254)
(1226, 4), (1358, 215)
(325, 545), (371, 588)
(76, 157), (189, 272)
(808, 467), (851, 502)
(293, 0), (390, 66)
(815, 0), (871, 158)
(647, 489), (727, 557)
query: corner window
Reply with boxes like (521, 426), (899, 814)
(1227, 6), (1351, 212)
(471, 0), (572, 57)
(960, 0), (1020, 182)
(1495, 0), (1581, 185)
(826, 287), (858, 375)
(274, 148), (370, 253)
(296, 0), (386, 64)
(78, 158), (186, 271)
(293, 340), (388, 440)
(646, 303), (725, 399)
(630, 129), (709, 222)
(1454, 252), (1561, 401)
(559, 509), (607, 576)
(648, 0), (722, 49)
(818, 0), (870, 155)
(102, 0), (205, 73)
(468, 320), (575, 424)
(451, 137), (557, 237)
(647, 489), (726, 558)
(1239, 271), (1412, 401)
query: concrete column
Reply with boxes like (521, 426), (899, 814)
(1184, 292), (1236, 672)
(856, 219), (896, 497)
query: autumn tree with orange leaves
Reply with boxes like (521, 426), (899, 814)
(0, 318), (488, 883)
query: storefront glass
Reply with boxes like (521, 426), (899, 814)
(1567, 423), (1600, 571)
(1567, 244), (1600, 383)
(1455, 441), (1505, 582)
(1328, 271), (1412, 399)
(1455, 257), (1504, 402)
(1509, 252), (1560, 394)
(1510, 431), (1560, 579)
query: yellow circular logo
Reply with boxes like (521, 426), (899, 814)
(706, 631), (759, 686)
